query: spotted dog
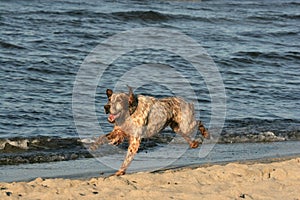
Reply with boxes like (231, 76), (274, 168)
(90, 87), (209, 176)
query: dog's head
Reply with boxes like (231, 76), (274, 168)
(104, 87), (138, 123)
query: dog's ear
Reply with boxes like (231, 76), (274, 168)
(128, 86), (137, 107)
(128, 86), (134, 105)
(106, 89), (113, 98)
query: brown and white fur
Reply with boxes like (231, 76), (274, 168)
(90, 87), (209, 176)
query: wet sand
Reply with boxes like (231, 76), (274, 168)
(1, 157), (299, 200)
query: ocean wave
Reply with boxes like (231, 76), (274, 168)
(0, 137), (90, 165)
(0, 137), (81, 151)
(231, 51), (300, 61)
(219, 131), (286, 144)
(26, 66), (74, 76)
(113, 10), (170, 22)
(11, 9), (236, 24)
(0, 126), (299, 166)
(0, 40), (26, 50)
(111, 10), (238, 23)
(110, 10), (229, 23)
(245, 7), (299, 21)
(278, 13), (300, 20)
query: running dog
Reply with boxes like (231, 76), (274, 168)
(90, 87), (209, 176)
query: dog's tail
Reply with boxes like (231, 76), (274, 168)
(198, 121), (210, 139)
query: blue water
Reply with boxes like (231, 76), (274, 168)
(0, 0), (299, 163)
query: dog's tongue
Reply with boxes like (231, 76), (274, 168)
(108, 114), (116, 122)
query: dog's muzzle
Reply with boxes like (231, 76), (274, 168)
(104, 105), (110, 114)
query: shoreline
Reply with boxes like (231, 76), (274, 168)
(151, 154), (300, 174)
(0, 156), (299, 200)
(1, 141), (300, 183)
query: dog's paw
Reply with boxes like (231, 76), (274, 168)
(190, 141), (199, 149)
(115, 170), (126, 176)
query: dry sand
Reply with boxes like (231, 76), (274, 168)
(0, 157), (299, 200)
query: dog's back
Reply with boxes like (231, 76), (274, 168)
(130, 95), (196, 138)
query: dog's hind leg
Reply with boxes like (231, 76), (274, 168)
(198, 121), (210, 139)
(170, 121), (199, 149)
(89, 128), (127, 151)
(176, 121), (209, 149)
(174, 121), (209, 149)
(115, 135), (141, 176)
(180, 133), (200, 149)
(175, 121), (210, 149)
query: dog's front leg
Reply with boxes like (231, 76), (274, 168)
(90, 128), (127, 151)
(115, 135), (141, 176)
(89, 134), (109, 151)
(106, 128), (128, 146)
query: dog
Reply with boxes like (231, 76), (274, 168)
(90, 87), (209, 176)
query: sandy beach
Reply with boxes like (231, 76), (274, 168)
(0, 157), (299, 200)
